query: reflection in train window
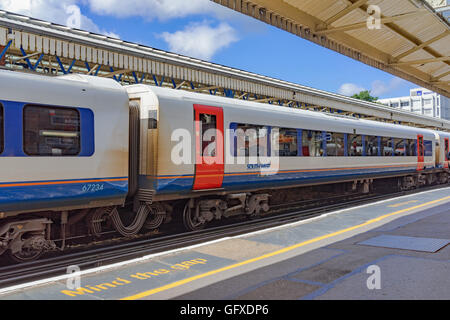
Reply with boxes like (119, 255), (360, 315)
(302, 130), (324, 157)
(348, 134), (363, 156)
(366, 136), (379, 156)
(234, 123), (268, 157)
(326, 132), (345, 156)
(23, 105), (80, 156)
(381, 137), (393, 156)
(199, 113), (217, 157)
(394, 138), (405, 156)
(278, 128), (298, 157)
(424, 140), (433, 157)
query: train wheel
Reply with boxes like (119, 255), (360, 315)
(6, 248), (43, 263)
(183, 202), (206, 231)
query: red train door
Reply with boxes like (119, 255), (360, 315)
(417, 135), (424, 171)
(444, 138), (449, 169)
(193, 104), (224, 190)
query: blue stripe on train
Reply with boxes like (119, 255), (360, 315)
(151, 166), (420, 194)
(0, 178), (128, 212)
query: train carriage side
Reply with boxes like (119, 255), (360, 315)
(127, 85), (439, 199)
(0, 71), (130, 216)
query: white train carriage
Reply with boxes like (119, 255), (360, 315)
(126, 85), (443, 229)
(0, 70), (129, 217)
(127, 85), (437, 197)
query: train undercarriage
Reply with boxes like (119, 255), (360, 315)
(1, 170), (448, 263)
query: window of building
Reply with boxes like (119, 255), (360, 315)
(234, 123), (268, 157)
(391, 102), (399, 108)
(348, 134), (363, 156)
(366, 136), (379, 156)
(302, 130), (324, 157)
(0, 104), (3, 155)
(278, 128), (297, 157)
(400, 101), (409, 107)
(23, 105), (80, 156)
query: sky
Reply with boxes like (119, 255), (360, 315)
(0, 0), (419, 99)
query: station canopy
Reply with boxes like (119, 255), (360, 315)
(213, 0), (450, 98)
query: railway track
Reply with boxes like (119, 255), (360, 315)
(0, 183), (448, 290)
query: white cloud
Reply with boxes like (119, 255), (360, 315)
(371, 77), (406, 97)
(160, 22), (239, 61)
(0, 0), (119, 38)
(338, 77), (409, 97)
(86, 0), (227, 21)
(338, 83), (366, 96)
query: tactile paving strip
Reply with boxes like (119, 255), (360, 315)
(357, 235), (450, 253)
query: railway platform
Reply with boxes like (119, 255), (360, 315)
(1, 186), (449, 300)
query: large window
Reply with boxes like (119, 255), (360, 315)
(23, 105), (80, 156)
(326, 132), (345, 156)
(302, 130), (324, 157)
(366, 136), (379, 156)
(424, 140), (433, 157)
(234, 123), (268, 157)
(278, 128), (298, 157)
(394, 138), (405, 156)
(0, 104), (3, 155)
(381, 137), (393, 156)
(348, 134), (363, 156)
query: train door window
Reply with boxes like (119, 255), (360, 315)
(23, 105), (80, 156)
(445, 139), (449, 160)
(235, 123), (268, 157)
(366, 136), (379, 156)
(200, 113), (217, 157)
(381, 137), (393, 156)
(278, 128), (298, 157)
(418, 136), (424, 157)
(424, 140), (433, 157)
(394, 138), (405, 156)
(347, 134), (363, 156)
(0, 104), (3, 155)
(325, 132), (345, 157)
(302, 130), (324, 157)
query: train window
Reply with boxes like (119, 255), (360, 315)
(424, 140), (433, 157)
(0, 104), (3, 155)
(199, 113), (217, 157)
(23, 105), (80, 156)
(381, 137), (393, 156)
(234, 123), (268, 157)
(366, 136), (379, 156)
(325, 132), (345, 156)
(278, 128), (298, 157)
(302, 130), (324, 157)
(348, 134), (363, 156)
(394, 138), (406, 156)
(405, 139), (417, 156)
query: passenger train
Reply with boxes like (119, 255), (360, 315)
(0, 70), (449, 262)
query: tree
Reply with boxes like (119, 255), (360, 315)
(351, 90), (378, 102)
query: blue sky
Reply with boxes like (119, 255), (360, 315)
(1, 0), (418, 99)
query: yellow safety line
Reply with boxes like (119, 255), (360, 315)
(121, 195), (450, 300)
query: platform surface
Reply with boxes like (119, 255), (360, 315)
(1, 186), (449, 300)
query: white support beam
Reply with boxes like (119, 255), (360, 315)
(315, 10), (426, 34)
